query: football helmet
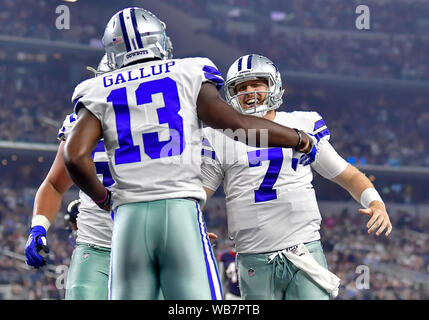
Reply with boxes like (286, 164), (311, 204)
(102, 7), (171, 68)
(225, 54), (284, 117)
(166, 36), (173, 60)
(86, 54), (115, 77)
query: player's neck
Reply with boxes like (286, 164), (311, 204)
(264, 110), (276, 121)
(125, 58), (162, 67)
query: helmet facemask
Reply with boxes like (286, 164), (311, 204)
(226, 73), (284, 118)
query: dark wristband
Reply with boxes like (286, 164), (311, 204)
(93, 188), (111, 210)
(294, 128), (303, 150)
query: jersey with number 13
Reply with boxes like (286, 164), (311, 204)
(71, 57), (224, 208)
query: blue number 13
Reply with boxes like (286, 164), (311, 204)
(106, 77), (185, 164)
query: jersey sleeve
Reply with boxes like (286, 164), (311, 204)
(311, 139), (348, 179)
(71, 78), (103, 121)
(201, 128), (224, 192)
(194, 57), (224, 91)
(305, 112), (347, 178)
(311, 112), (330, 142)
(57, 113), (77, 141)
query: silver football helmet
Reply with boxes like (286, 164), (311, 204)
(86, 54), (115, 77)
(102, 7), (171, 68)
(225, 54), (284, 117)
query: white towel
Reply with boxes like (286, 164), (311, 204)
(268, 243), (341, 298)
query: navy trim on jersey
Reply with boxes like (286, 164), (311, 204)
(204, 73), (224, 90)
(202, 149), (216, 160)
(203, 65), (222, 77)
(314, 119), (326, 131)
(202, 138), (212, 147)
(315, 128), (330, 141)
(74, 101), (86, 115)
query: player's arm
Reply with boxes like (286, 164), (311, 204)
(25, 140), (74, 268)
(311, 140), (392, 237)
(33, 140), (74, 223)
(63, 108), (110, 210)
(204, 187), (216, 203)
(331, 165), (392, 237)
(197, 83), (312, 152)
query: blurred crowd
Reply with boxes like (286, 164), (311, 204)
(0, 0), (104, 45)
(173, 0), (429, 34)
(0, 66), (70, 144)
(0, 185), (72, 299)
(1, 184), (427, 299)
(226, 32), (429, 81)
(178, 0), (429, 80)
(1, 0), (429, 80)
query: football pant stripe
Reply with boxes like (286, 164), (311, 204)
(196, 203), (223, 300)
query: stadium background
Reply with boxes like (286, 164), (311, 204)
(0, 0), (428, 300)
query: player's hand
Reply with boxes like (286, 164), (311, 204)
(94, 188), (112, 212)
(359, 201), (392, 237)
(66, 199), (81, 231)
(208, 232), (218, 239)
(292, 132), (318, 171)
(25, 226), (50, 268)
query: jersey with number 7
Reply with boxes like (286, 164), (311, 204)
(201, 111), (347, 254)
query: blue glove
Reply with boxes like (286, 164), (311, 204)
(292, 132), (318, 171)
(25, 226), (49, 268)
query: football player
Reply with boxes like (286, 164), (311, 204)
(63, 8), (318, 300)
(24, 55), (116, 300)
(201, 54), (393, 300)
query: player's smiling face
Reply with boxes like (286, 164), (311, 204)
(235, 79), (269, 110)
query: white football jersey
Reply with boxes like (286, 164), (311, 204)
(201, 111), (347, 254)
(71, 57), (224, 208)
(58, 113), (114, 248)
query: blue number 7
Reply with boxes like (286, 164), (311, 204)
(247, 148), (283, 203)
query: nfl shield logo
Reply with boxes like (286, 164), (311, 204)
(248, 268), (255, 277)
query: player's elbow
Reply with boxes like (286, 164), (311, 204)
(63, 140), (86, 172)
